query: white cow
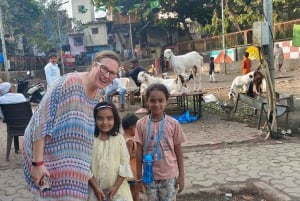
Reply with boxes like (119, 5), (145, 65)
(164, 49), (203, 91)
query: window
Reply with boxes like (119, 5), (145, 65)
(74, 36), (83, 46)
(91, 28), (99, 34)
(78, 5), (87, 13)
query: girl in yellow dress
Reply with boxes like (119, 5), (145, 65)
(88, 102), (133, 201)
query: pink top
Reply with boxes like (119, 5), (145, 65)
(135, 115), (186, 180)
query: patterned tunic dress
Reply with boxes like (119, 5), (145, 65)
(22, 73), (101, 200)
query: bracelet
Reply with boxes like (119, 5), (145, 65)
(136, 178), (142, 182)
(32, 161), (44, 166)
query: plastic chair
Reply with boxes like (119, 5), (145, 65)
(0, 102), (33, 161)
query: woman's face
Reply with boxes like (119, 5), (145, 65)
(146, 90), (169, 117)
(96, 108), (115, 134)
(90, 58), (119, 89)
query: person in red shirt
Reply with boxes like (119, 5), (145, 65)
(241, 52), (252, 75)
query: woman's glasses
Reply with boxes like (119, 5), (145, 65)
(95, 62), (118, 79)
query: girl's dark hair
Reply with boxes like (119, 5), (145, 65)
(145, 83), (170, 101)
(122, 113), (139, 129)
(93, 102), (120, 137)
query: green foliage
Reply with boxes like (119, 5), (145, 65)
(2, 0), (70, 55)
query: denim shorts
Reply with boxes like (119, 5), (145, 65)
(145, 177), (177, 201)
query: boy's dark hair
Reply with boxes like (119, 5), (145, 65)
(94, 101), (120, 137)
(130, 58), (138, 64)
(210, 57), (214, 60)
(145, 83), (170, 101)
(122, 113), (139, 129)
(244, 52), (249, 57)
(48, 53), (58, 59)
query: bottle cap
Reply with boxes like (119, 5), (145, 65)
(143, 153), (153, 161)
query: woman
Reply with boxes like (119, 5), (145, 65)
(22, 51), (121, 200)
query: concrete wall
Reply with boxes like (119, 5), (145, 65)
(215, 58), (300, 74)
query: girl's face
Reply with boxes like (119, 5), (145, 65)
(146, 90), (169, 117)
(96, 108), (115, 135)
(90, 58), (119, 89)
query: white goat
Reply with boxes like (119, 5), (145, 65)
(164, 49), (203, 92)
(228, 71), (255, 100)
(137, 71), (189, 95)
(228, 71), (267, 100)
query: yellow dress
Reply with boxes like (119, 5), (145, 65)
(88, 134), (133, 201)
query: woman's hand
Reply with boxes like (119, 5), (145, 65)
(30, 165), (50, 186)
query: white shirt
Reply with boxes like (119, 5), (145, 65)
(106, 78), (126, 92)
(44, 62), (61, 88)
(0, 93), (27, 119)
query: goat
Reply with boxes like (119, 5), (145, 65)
(228, 70), (267, 100)
(228, 71), (255, 100)
(137, 71), (189, 96)
(147, 64), (157, 76)
(164, 49), (203, 92)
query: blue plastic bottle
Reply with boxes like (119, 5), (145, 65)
(142, 153), (153, 184)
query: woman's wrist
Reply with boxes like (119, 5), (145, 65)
(32, 161), (44, 166)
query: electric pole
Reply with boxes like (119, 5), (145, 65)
(264, 0), (274, 83)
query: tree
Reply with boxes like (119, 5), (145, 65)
(2, 0), (70, 56)
(92, 0), (300, 36)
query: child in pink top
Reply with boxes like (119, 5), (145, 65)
(135, 83), (187, 201)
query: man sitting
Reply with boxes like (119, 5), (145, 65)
(123, 59), (146, 96)
(0, 82), (27, 153)
(105, 77), (127, 112)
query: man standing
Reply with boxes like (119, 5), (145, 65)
(105, 77), (127, 112)
(209, 57), (216, 83)
(274, 44), (284, 71)
(0, 82), (27, 153)
(241, 52), (252, 75)
(44, 53), (61, 88)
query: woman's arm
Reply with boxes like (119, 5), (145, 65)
(31, 138), (50, 186)
(174, 144), (184, 193)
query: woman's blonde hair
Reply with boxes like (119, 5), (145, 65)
(93, 50), (121, 66)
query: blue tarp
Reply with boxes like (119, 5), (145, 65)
(172, 110), (198, 124)
(0, 53), (4, 63)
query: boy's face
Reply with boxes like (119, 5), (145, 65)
(50, 56), (58, 64)
(130, 125), (136, 137)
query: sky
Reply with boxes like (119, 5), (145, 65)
(60, 1), (73, 18)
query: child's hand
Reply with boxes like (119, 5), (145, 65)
(95, 187), (105, 201)
(137, 181), (146, 193)
(108, 186), (118, 200)
(176, 176), (184, 193)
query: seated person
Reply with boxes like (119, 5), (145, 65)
(123, 59), (146, 95)
(0, 82), (27, 153)
(105, 77), (127, 112)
